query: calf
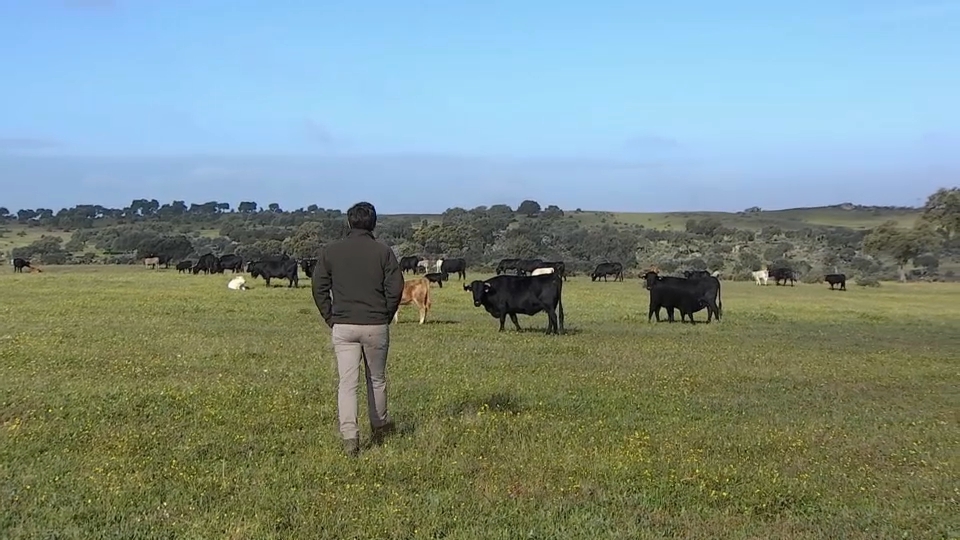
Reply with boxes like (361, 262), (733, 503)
(824, 273), (846, 291)
(463, 273), (565, 334)
(752, 269), (768, 285)
(248, 259), (299, 287)
(440, 258), (467, 280)
(227, 275), (248, 290)
(394, 278), (432, 324)
(423, 272), (445, 287)
(530, 267), (555, 276)
(591, 262), (624, 282)
(642, 271), (722, 323)
(176, 260), (193, 273)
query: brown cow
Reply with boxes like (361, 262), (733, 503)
(393, 278), (431, 325)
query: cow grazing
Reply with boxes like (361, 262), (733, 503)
(752, 269), (769, 286)
(515, 258), (544, 276)
(218, 254), (244, 273)
(530, 267), (555, 276)
(824, 273), (847, 291)
(496, 258), (521, 275)
(248, 259), (299, 287)
(423, 272), (445, 287)
(591, 262), (624, 282)
(768, 266), (796, 286)
(227, 275), (248, 290)
(683, 269), (711, 279)
(463, 273), (565, 334)
(176, 260), (193, 273)
(399, 256), (421, 274)
(642, 271), (722, 323)
(394, 278), (432, 324)
(143, 256), (161, 270)
(192, 253), (222, 275)
(12, 258), (31, 273)
(440, 258), (466, 281)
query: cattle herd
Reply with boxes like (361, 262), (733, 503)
(11, 253), (848, 334)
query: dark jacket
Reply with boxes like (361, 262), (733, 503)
(312, 229), (404, 327)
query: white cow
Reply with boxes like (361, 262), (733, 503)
(530, 267), (555, 276)
(417, 260), (432, 274)
(435, 259), (444, 273)
(228, 275), (248, 290)
(752, 269), (768, 286)
(711, 270), (721, 278)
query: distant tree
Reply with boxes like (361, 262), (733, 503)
(542, 205), (564, 219)
(0, 207), (10, 219)
(268, 203), (282, 213)
(913, 253), (940, 273)
(517, 200), (541, 216)
(238, 201), (258, 213)
(306, 204), (319, 213)
(282, 222), (325, 258)
(862, 220), (941, 282)
(920, 187), (960, 239)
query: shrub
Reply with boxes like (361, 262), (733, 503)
(856, 276), (881, 287)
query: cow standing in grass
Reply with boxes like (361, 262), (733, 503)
(463, 273), (565, 335)
(394, 278), (432, 324)
(824, 273), (846, 291)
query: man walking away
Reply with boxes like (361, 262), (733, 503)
(312, 202), (405, 457)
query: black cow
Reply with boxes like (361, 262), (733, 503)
(399, 256), (421, 274)
(824, 273), (846, 291)
(591, 262), (624, 282)
(192, 253), (222, 275)
(642, 271), (722, 323)
(300, 258), (318, 278)
(248, 259), (299, 288)
(423, 272), (445, 287)
(218, 254), (244, 273)
(13, 257), (30, 273)
(514, 258), (544, 276)
(768, 266), (796, 286)
(176, 260), (193, 273)
(463, 273), (565, 334)
(496, 258), (521, 275)
(440, 258), (466, 281)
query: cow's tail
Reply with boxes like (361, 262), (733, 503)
(717, 283), (723, 320)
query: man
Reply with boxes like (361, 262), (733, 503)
(312, 202), (405, 457)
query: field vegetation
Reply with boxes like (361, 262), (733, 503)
(3, 189), (958, 284)
(1, 267), (958, 538)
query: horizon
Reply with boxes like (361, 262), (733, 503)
(2, 1), (958, 213)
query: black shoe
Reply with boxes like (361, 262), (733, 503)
(370, 421), (396, 445)
(343, 437), (359, 457)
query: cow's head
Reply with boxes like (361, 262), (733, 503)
(464, 280), (491, 307)
(642, 271), (660, 290)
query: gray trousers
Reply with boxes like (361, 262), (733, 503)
(331, 323), (391, 440)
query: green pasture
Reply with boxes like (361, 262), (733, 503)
(1, 267), (957, 538)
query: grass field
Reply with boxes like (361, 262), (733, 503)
(2, 267), (958, 539)
(568, 207), (920, 231)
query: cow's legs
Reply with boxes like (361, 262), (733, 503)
(498, 315), (507, 332)
(545, 309), (558, 334)
(508, 313), (522, 331)
(666, 307), (676, 322)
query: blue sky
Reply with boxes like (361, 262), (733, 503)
(1, 0), (958, 213)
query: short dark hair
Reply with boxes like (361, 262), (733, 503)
(347, 201), (377, 231)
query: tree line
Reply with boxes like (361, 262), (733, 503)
(2, 188), (958, 283)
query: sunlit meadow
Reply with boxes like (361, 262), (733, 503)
(1, 266), (958, 539)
